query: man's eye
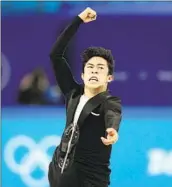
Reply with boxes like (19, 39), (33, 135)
(99, 67), (104, 69)
(87, 66), (93, 68)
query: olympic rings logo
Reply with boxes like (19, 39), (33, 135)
(1, 52), (11, 90)
(4, 135), (61, 187)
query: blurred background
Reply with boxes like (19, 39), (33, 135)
(1, 1), (172, 187)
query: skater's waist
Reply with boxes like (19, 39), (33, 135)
(74, 147), (111, 169)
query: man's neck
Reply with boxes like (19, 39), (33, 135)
(84, 86), (107, 98)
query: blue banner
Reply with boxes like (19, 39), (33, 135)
(2, 106), (172, 187)
(2, 2), (172, 16)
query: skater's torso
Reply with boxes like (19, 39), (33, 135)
(65, 89), (112, 183)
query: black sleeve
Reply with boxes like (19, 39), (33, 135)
(49, 16), (83, 97)
(104, 97), (122, 132)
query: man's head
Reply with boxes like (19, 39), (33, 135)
(81, 47), (115, 89)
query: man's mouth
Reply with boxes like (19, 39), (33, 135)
(89, 76), (98, 81)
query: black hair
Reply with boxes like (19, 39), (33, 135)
(81, 46), (115, 75)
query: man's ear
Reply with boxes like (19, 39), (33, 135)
(108, 75), (114, 82)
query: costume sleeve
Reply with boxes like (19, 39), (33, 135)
(49, 16), (83, 96)
(104, 97), (122, 132)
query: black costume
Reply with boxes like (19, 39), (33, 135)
(48, 16), (122, 187)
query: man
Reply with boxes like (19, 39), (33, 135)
(48, 7), (122, 187)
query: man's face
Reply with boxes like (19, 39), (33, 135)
(81, 56), (113, 89)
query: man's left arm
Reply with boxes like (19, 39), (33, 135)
(101, 97), (122, 146)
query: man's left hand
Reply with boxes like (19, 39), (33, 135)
(101, 128), (118, 146)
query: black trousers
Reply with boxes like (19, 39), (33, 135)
(48, 162), (108, 187)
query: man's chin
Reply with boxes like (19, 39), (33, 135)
(85, 83), (101, 89)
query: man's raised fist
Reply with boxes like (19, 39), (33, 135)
(78, 7), (97, 23)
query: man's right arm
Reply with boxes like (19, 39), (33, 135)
(49, 7), (97, 97)
(49, 16), (83, 97)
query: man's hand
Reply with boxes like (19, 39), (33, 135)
(101, 128), (118, 146)
(78, 7), (97, 23)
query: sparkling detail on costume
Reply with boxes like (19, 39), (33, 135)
(58, 123), (80, 173)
